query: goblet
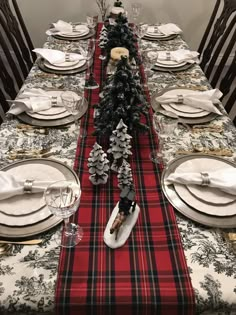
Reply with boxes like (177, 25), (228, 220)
(86, 13), (98, 29)
(44, 180), (83, 248)
(80, 39), (99, 89)
(149, 111), (178, 165)
(61, 90), (87, 138)
(131, 3), (142, 23)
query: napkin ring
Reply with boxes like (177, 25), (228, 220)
(51, 96), (58, 106)
(24, 179), (34, 193)
(177, 94), (184, 103)
(65, 53), (70, 62)
(200, 172), (210, 186)
(166, 51), (171, 61)
(72, 25), (76, 32)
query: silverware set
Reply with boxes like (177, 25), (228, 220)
(0, 239), (44, 255)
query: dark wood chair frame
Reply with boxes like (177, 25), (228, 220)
(198, 0), (236, 119)
(0, 0), (36, 121)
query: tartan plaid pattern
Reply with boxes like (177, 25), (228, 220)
(55, 23), (195, 315)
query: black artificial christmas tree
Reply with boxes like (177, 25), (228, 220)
(104, 13), (140, 65)
(94, 56), (149, 137)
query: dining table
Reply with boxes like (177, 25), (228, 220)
(0, 20), (236, 315)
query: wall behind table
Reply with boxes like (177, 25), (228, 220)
(18, 0), (215, 50)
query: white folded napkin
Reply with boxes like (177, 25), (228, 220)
(165, 168), (236, 196)
(33, 48), (84, 65)
(46, 20), (89, 35)
(0, 171), (54, 200)
(156, 89), (223, 115)
(157, 49), (199, 63)
(8, 88), (63, 115)
(147, 23), (182, 36)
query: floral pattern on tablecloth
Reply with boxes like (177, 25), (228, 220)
(0, 30), (236, 314)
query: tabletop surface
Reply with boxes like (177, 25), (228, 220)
(0, 23), (236, 315)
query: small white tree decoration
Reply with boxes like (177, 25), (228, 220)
(117, 160), (133, 189)
(108, 119), (132, 172)
(88, 142), (109, 185)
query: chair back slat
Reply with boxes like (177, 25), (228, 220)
(198, 0), (236, 121)
(0, 0), (35, 118)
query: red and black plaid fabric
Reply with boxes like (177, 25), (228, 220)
(55, 23), (195, 315)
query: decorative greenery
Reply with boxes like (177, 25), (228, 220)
(114, 0), (123, 7)
(93, 56), (149, 137)
(96, 0), (110, 21)
(104, 13), (140, 65)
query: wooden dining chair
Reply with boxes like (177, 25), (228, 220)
(0, 0), (36, 121)
(198, 0), (236, 121)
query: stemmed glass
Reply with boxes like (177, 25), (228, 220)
(44, 180), (84, 248)
(142, 50), (157, 87)
(136, 23), (148, 49)
(61, 90), (87, 138)
(86, 13), (98, 30)
(131, 3), (142, 23)
(149, 111), (179, 166)
(80, 39), (99, 89)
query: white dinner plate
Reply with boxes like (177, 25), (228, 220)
(0, 162), (68, 225)
(44, 57), (86, 71)
(155, 60), (187, 68)
(157, 89), (211, 118)
(169, 103), (204, 114)
(27, 91), (79, 120)
(174, 158), (236, 206)
(161, 103), (209, 118)
(161, 155), (236, 228)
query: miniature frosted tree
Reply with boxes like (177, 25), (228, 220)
(117, 160), (133, 189)
(88, 142), (109, 185)
(108, 119), (132, 172)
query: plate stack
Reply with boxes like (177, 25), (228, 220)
(143, 27), (177, 41)
(38, 53), (87, 75)
(162, 155), (236, 228)
(0, 159), (79, 238)
(151, 88), (218, 124)
(18, 90), (88, 127)
(48, 25), (95, 41)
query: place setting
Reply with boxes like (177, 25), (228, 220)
(34, 48), (88, 75)
(151, 87), (223, 124)
(46, 19), (95, 41)
(149, 49), (199, 72)
(161, 154), (236, 228)
(0, 158), (80, 239)
(143, 23), (182, 41)
(7, 88), (88, 127)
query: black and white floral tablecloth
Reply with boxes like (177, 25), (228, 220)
(0, 30), (235, 315)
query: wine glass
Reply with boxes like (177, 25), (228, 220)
(149, 111), (179, 166)
(131, 3), (142, 23)
(142, 50), (157, 87)
(136, 23), (148, 49)
(80, 39), (99, 89)
(86, 13), (98, 29)
(61, 90), (87, 138)
(44, 180), (83, 248)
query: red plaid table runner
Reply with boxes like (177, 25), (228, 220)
(55, 23), (195, 315)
